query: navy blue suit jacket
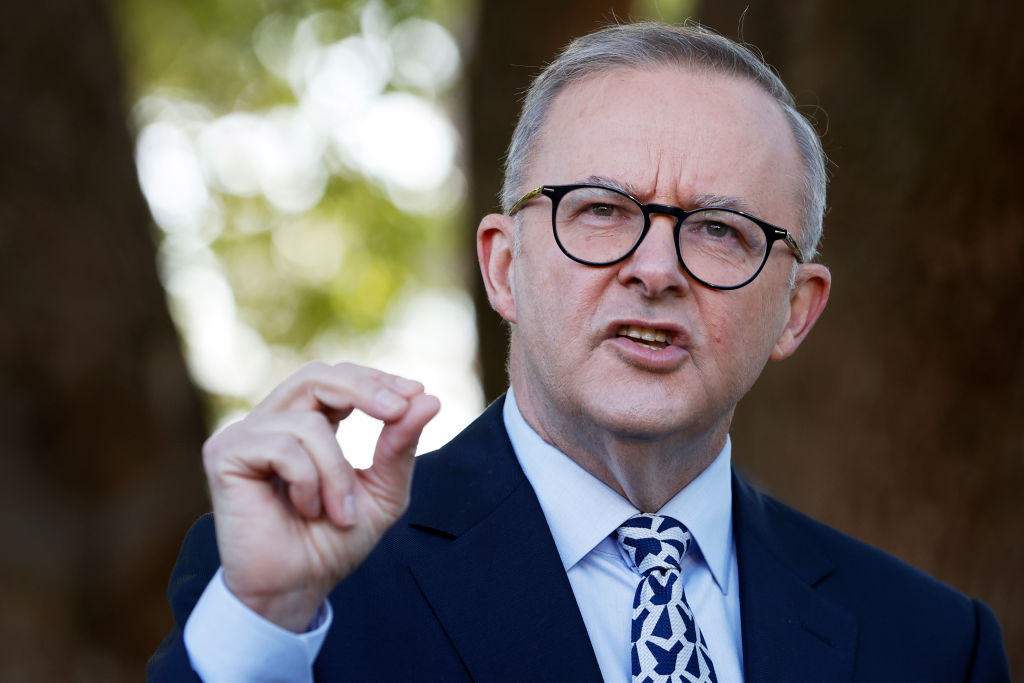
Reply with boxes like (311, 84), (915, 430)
(149, 397), (1010, 681)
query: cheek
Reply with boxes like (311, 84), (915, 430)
(729, 289), (791, 364)
(515, 246), (605, 330)
(697, 295), (742, 340)
(701, 293), (781, 364)
(708, 317), (726, 345)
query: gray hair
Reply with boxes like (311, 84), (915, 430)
(500, 22), (828, 260)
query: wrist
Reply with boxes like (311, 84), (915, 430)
(223, 573), (329, 633)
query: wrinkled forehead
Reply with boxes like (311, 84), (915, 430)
(528, 66), (804, 224)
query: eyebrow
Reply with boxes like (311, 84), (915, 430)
(581, 174), (644, 198)
(578, 176), (756, 214)
(691, 193), (756, 214)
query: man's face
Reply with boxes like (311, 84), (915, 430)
(484, 66), (824, 453)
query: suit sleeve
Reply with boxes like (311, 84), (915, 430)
(147, 515), (220, 683)
(967, 599), (1011, 683)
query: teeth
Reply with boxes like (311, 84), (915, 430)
(617, 325), (670, 344)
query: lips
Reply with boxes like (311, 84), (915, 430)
(604, 320), (690, 371)
(616, 324), (671, 350)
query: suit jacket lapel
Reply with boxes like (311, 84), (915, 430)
(405, 398), (603, 681)
(733, 473), (857, 683)
(399, 400), (858, 682)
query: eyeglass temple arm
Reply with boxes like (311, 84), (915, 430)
(508, 188), (544, 215)
(781, 232), (805, 264)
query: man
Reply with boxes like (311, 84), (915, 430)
(149, 22), (1010, 682)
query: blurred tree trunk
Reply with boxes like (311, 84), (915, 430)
(700, 0), (1024, 670)
(0, 0), (208, 679)
(466, 1), (634, 402)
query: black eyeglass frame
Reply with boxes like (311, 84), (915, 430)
(508, 183), (805, 291)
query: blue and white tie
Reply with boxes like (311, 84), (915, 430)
(616, 514), (718, 683)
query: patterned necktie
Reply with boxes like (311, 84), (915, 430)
(615, 514), (719, 683)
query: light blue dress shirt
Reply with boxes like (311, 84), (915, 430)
(503, 387), (744, 682)
(183, 388), (744, 682)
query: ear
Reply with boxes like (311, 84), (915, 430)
(770, 263), (831, 362)
(477, 213), (517, 324)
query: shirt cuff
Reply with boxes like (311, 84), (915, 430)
(183, 567), (332, 683)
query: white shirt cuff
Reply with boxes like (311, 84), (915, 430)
(183, 567), (332, 683)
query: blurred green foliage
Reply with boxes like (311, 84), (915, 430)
(113, 0), (472, 107)
(110, 0), (473, 412)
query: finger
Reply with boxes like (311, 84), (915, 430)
(252, 362), (423, 425)
(206, 430), (323, 519)
(251, 361), (334, 414)
(379, 373), (424, 398)
(361, 393), (441, 509)
(287, 477), (321, 520)
(245, 411), (357, 523)
(309, 366), (418, 423)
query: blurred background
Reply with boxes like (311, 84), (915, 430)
(0, 0), (1020, 679)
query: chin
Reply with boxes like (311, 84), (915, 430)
(584, 399), (693, 442)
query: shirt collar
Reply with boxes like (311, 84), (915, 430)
(503, 387), (735, 595)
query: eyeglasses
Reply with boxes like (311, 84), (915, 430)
(508, 183), (805, 290)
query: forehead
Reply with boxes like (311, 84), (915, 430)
(529, 66), (804, 226)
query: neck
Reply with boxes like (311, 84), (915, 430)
(509, 381), (731, 512)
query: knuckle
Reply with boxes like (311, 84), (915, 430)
(319, 449), (348, 477)
(269, 434), (317, 479)
(289, 479), (317, 498)
(201, 427), (236, 467)
(330, 362), (366, 384)
(297, 360), (331, 380)
(332, 362), (378, 386)
(298, 410), (331, 433)
(200, 439), (220, 471)
(266, 431), (300, 456)
(356, 373), (387, 396)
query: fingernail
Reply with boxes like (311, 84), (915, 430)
(376, 388), (406, 411)
(341, 494), (357, 526)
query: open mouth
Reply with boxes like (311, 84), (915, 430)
(616, 325), (671, 350)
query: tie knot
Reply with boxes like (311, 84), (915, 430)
(615, 513), (692, 575)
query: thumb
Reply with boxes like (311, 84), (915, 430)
(364, 393), (441, 507)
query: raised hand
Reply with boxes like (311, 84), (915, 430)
(201, 362), (440, 631)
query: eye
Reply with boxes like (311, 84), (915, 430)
(558, 187), (640, 226)
(704, 221), (735, 238)
(587, 203), (616, 217)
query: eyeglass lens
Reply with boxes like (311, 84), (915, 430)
(554, 186), (769, 288)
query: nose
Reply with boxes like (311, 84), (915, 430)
(616, 214), (690, 298)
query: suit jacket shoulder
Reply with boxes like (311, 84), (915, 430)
(732, 473), (1010, 682)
